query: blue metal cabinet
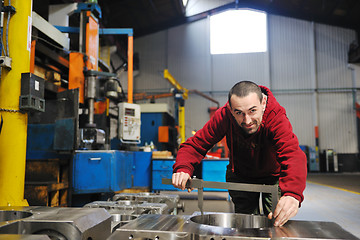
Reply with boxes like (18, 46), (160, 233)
(112, 151), (134, 191)
(152, 159), (179, 191)
(72, 150), (134, 194)
(73, 151), (112, 194)
(202, 159), (229, 191)
(133, 152), (152, 188)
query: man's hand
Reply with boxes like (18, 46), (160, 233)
(172, 172), (192, 192)
(268, 196), (299, 227)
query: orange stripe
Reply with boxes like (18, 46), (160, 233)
(128, 36), (133, 103)
(314, 126), (319, 138)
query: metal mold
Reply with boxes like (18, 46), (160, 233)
(190, 213), (272, 229)
(111, 214), (137, 222)
(84, 200), (169, 215)
(112, 192), (183, 214)
(0, 206), (111, 240)
(0, 211), (33, 222)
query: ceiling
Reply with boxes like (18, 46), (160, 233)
(34, 0), (360, 64)
(39, 0), (360, 38)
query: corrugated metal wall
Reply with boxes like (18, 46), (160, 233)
(134, 13), (357, 154)
(315, 23), (357, 153)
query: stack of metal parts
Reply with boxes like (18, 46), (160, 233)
(83, 192), (184, 232)
(0, 206), (111, 240)
(109, 212), (359, 240)
(112, 192), (184, 214)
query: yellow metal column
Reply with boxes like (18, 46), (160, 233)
(0, 0), (32, 206)
(179, 105), (185, 143)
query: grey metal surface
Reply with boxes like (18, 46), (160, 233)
(0, 206), (111, 240)
(84, 200), (169, 215)
(0, 234), (51, 240)
(108, 213), (359, 239)
(162, 178), (279, 213)
(112, 192), (183, 214)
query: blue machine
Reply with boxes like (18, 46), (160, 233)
(133, 151), (152, 188)
(72, 150), (152, 194)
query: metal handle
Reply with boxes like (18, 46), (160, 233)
(162, 178), (279, 214)
(89, 157), (101, 161)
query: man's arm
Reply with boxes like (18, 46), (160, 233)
(172, 105), (229, 189)
(267, 107), (307, 226)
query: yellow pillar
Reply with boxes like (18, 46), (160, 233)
(0, 0), (32, 206)
(179, 105), (185, 143)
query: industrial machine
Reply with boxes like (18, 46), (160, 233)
(20, 1), (144, 207)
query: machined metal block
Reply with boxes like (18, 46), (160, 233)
(0, 206), (111, 240)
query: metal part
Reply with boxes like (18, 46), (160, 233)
(84, 200), (167, 233)
(109, 213), (359, 239)
(32, 11), (70, 50)
(105, 78), (120, 100)
(0, 56), (12, 69)
(162, 178), (279, 214)
(0, 206), (111, 240)
(84, 200), (169, 215)
(112, 192), (183, 214)
(0, 234), (51, 239)
(85, 75), (97, 125)
(79, 128), (105, 149)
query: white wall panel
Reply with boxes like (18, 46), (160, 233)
(274, 93), (315, 147)
(134, 31), (171, 92)
(269, 15), (313, 90)
(315, 24), (355, 89)
(318, 93), (357, 153)
(168, 19), (212, 92)
(212, 52), (268, 91)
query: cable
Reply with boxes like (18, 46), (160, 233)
(31, 35), (74, 54)
(6, 0), (10, 57)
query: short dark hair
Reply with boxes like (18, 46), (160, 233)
(228, 81), (263, 107)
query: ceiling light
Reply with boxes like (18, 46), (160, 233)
(182, 0), (188, 7)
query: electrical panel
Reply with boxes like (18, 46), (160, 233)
(118, 102), (141, 142)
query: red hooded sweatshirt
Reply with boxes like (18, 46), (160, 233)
(173, 86), (307, 203)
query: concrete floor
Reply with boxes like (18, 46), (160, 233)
(162, 173), (360, 238)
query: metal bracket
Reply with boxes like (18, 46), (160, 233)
(162, 178), (279, 214)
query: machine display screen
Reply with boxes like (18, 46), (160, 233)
(125, 108), (135, 116)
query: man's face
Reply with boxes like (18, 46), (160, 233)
(230, 92), (266, 135)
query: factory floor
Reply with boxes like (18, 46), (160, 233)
(161, 172), (360, 238)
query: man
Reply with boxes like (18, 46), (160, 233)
(172, 81), (307, 227)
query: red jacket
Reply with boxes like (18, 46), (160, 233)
(173, 86), (307, 203)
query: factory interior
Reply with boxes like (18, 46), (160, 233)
(0, 0), (360, 239)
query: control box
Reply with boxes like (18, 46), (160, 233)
(118, 102), (141, 142)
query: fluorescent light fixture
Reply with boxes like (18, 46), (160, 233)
(182, 0), (188, 7)
(210, 9), (267, 54)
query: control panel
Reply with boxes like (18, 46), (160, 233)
(118, 103), (141, 142)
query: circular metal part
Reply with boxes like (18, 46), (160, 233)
(0, 210), (33, 221)
(104, 78), (120, 100)
(190, 213), (272, 229)
(111, 214), (137, 222)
